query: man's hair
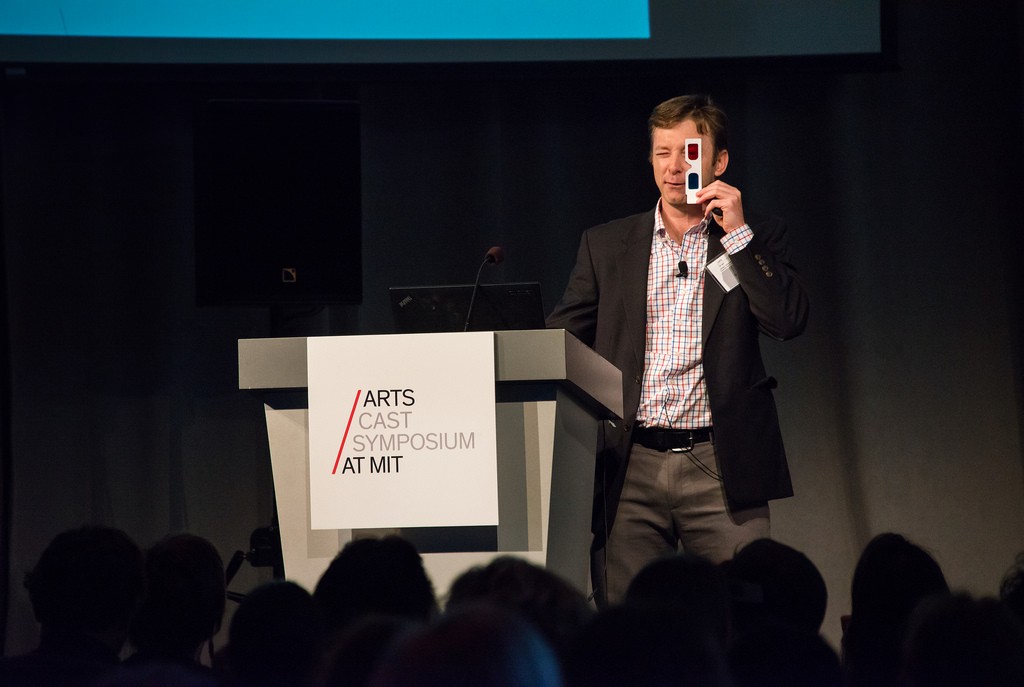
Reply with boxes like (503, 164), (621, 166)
(24, 525), (144, 635)
(648, 94), (729, 154)
(128, 532), (227, 658)
(313, 535), (437, 635)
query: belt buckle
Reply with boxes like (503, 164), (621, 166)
(669, 431), (694, 453)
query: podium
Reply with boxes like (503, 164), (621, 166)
(238, 329), (622, 597)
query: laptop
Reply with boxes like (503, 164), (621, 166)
(389, 282), (546, 333)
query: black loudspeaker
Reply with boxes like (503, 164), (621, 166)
(194, 99), (361, 305)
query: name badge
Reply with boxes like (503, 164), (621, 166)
(706, 251), (740, 293)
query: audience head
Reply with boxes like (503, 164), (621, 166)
(92, 661), (222, 687)
(369, 605), (562, 687)
(314, 536), (438, 637)
(999, 551), (1024, 626)
(624, 551), (731, 649)
(23, 525), (144, 652)
(728, 620), (841, 687)
(445, 555), (592, 659)
(849, 532), (949, 628)
(842, 532), (949, 687)
(225, 580), (325, 687)
(128, 532), (226, 662)
(902, 593), (1024, 687)
(722, 538), (827, 636)
(563, 604), (731, 687)
(319, 615), (418, 687)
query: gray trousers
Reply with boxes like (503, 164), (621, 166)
(593, 440), (770, 606)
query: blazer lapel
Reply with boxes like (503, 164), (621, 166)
(618, 212), (654, 374)
(702, 219), (727, 349)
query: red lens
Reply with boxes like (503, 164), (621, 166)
(687, 143), (699, 159)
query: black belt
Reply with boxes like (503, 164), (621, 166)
(632, 425), (713, 452)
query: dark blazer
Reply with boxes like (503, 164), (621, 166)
(546, 209), (809, 540)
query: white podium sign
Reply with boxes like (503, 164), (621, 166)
(306, 332), (498, 530)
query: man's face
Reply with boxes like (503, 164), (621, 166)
(650, 118), (727, 211)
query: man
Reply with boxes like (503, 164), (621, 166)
(546, 94), (809, 606)
(0, 526), (145, 686)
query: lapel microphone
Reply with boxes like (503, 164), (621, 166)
(676, 260), (688, 278)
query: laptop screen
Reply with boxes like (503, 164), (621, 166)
(389, 282), (546, 333)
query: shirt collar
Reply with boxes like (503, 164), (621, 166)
(654, 200), (710, 241)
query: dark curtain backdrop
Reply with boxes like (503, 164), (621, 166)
(3, 1), (1023, 654)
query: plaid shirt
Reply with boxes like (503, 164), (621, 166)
(636, 202), (752, 429)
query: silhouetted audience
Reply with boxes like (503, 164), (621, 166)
(562, 604), (732, 687)
(902, 592), (1024, 687)
(124, 533), (226, 673)
(8, 526), (1024, 687)
(841, 532), (950, 687)
(221, 579), (325, 687)
(445, 555), (593, 662)
(317, 614), (417, 687)
(999, 551), (1024, 626)
(92, 660), (222, 687)
(0, 525), (145, 687)
(722, 538), (828, 636)
(313, 536), (438, 639)
(728, 620), (841, 687)
(368, 605), (562, 687)
(217, 581), (323, 687)
(623, 551), (731, 651)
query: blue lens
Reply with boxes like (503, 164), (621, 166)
(687, 172), (700, 189)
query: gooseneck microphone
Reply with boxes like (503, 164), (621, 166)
(464, 246), (504, 331)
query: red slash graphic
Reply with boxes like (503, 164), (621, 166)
(332, 389), (362, 475)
